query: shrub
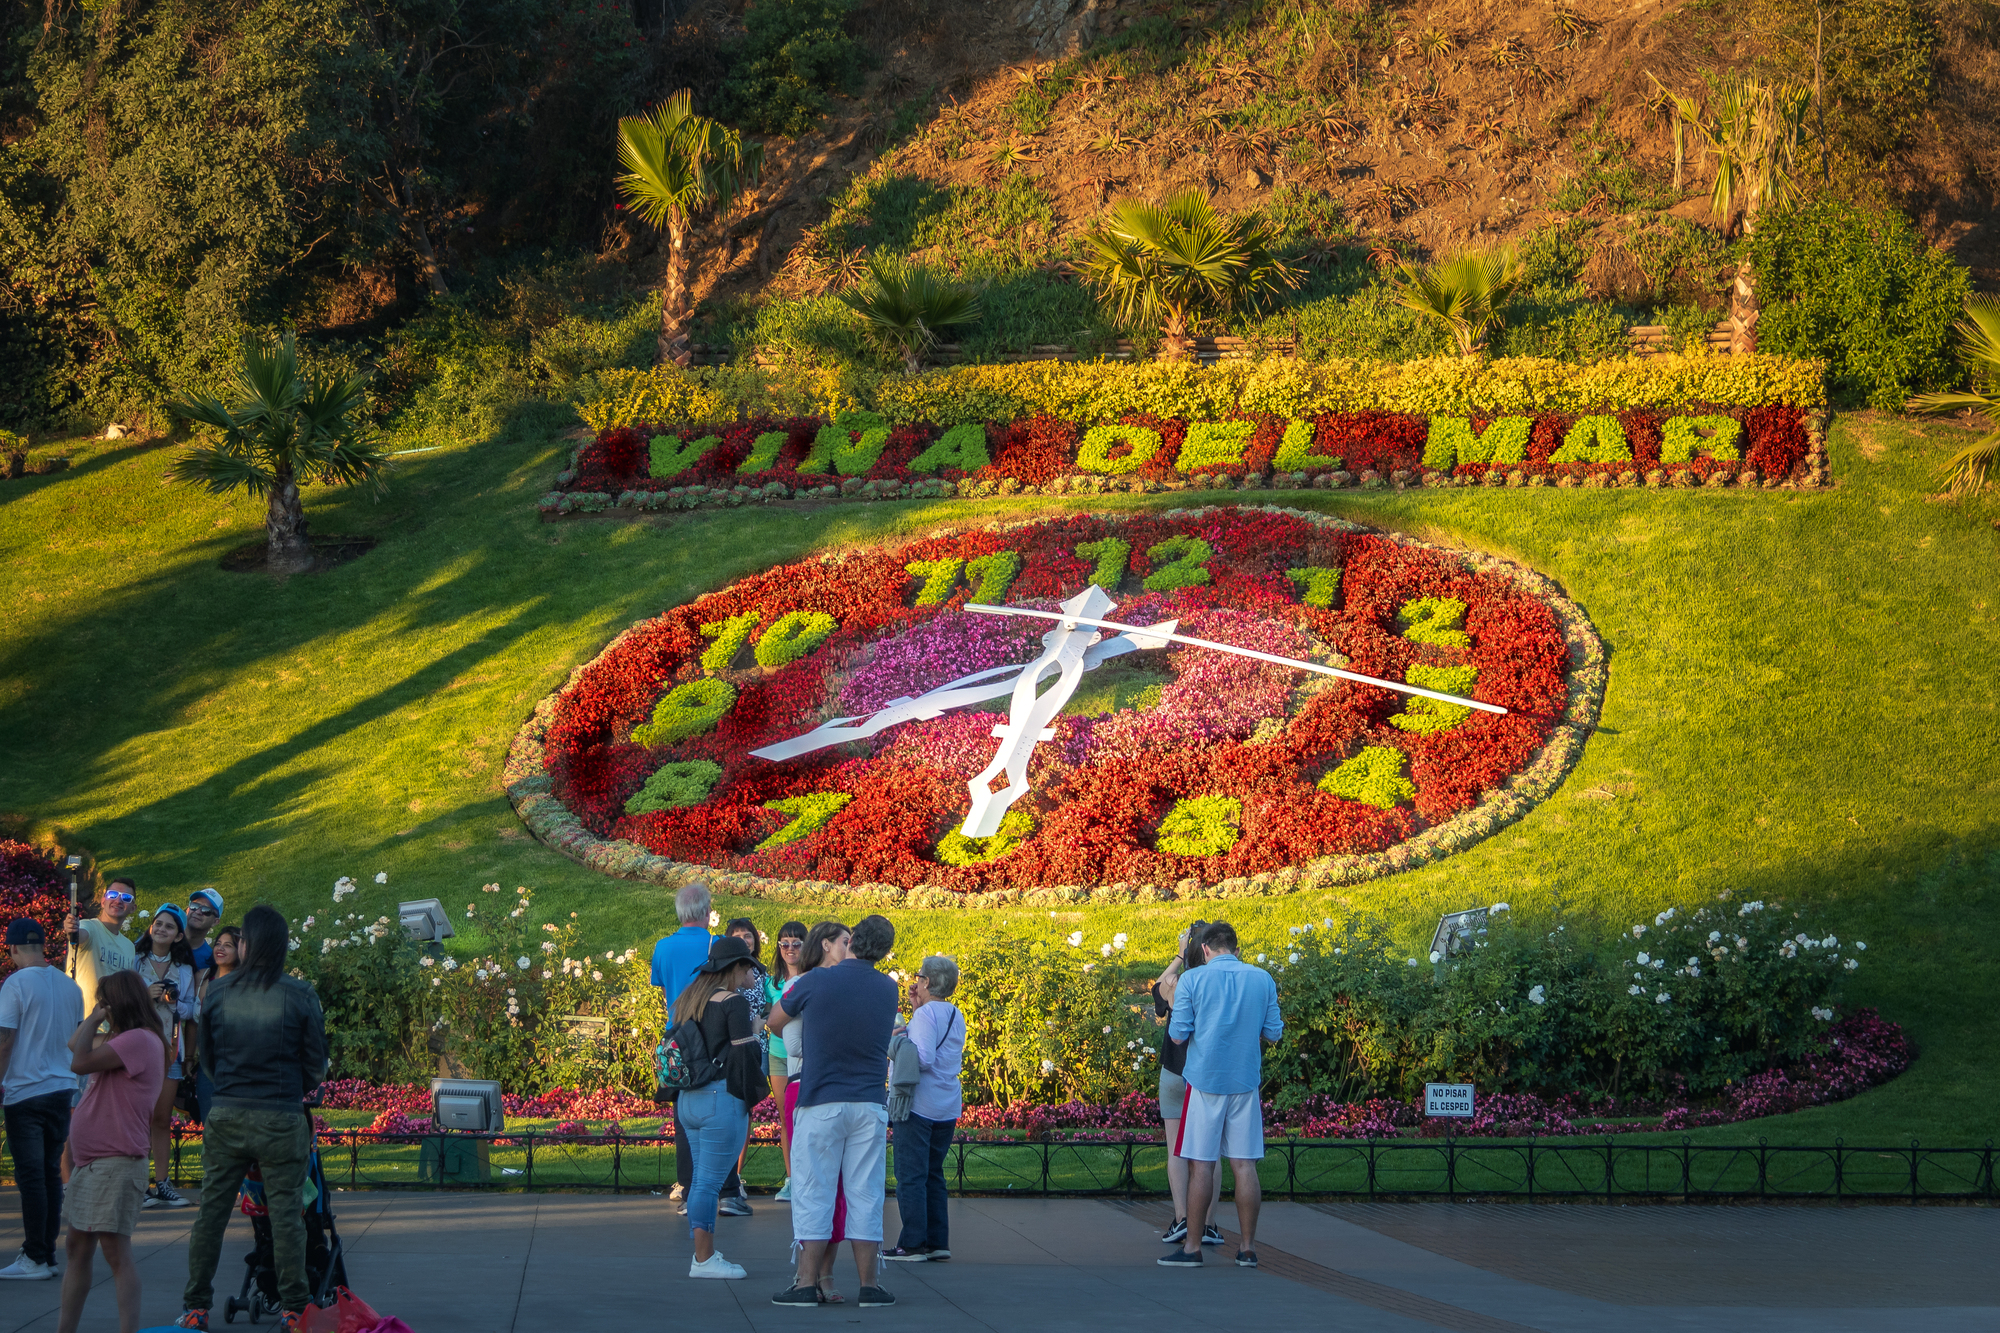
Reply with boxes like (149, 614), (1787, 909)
(624, 761), (724, 815)
(955, 933), (1154, 1106)
(0, 842), (72, 977)
(631, 679), (737, 746)
(1747, 199), (1972, 409)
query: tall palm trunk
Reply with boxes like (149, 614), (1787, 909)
(1159, 307), (1194, 362)
(265, 468), (312, 574)
(659, 214), (693, 367)
(1727, 259), (1760, 355)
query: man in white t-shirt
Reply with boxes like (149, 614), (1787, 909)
(0, 917), (85, 1281)
(63, 877), (137, 1015)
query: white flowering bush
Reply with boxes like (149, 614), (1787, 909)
(1265, 896), (1868, 1106)
(954, 930), (1155, 1107)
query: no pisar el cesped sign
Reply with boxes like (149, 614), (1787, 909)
(505, 507), (1607, 907)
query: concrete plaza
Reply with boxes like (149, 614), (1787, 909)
(0, 1185), (1994, 1332)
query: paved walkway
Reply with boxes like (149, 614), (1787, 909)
(0, 1186), (1994, 1332)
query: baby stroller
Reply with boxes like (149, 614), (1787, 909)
(222, 1144), (348, 1324)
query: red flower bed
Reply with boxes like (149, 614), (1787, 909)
(539, 511), (1582, 892)
(0, 841), (73, 980)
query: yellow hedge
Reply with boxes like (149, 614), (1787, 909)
(576, 353), (1826, 431)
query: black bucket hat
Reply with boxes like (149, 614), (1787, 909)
(698, 935), (755, 973)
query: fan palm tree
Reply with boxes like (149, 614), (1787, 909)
(1394, 247), (1523, 358)
(1079, 189), (1295, 360)
(1650, 72), (1812, 354)
(1909, 295), (2000, 497)
(615, 91), (764, 367)
(837, 257), (983, 373)
(168, 333), (389, 575)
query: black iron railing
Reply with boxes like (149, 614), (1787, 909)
(123, 1129), (2000, 1203)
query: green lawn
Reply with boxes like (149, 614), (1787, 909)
(4, 402), (1997, 1147)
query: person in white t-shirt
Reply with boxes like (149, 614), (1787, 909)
(0, 917), (85, 1281)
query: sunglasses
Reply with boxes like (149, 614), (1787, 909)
(777, 938), (805, 948)
(104, 891), (135, 904)
(186, 904), (217, 917)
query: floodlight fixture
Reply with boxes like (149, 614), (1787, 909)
(1429, 906), (1490, 962)
(398, 899), (455, 944)
(431, 1078), (504, 1133)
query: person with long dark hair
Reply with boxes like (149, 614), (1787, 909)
(189, 926), (242, 1124)
(674, 936), (765, 1280)
(720, 917), (767, 1218)
(58, 969), (162, 1333)
(1153, 920), (1221, 1248)
(132, 903), (198, 1208)
(175, 905), (327, 1331)
(766, 920), (807, 1201)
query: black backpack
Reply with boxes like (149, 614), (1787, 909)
(653, 1013), (727, 1100)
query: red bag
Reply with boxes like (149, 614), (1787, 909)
(294, 1290), (410, 1333)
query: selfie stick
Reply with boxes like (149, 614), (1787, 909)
(65, 854), (82, 978)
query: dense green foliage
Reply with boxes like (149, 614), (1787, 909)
(715, 0), (870, 137)
(1748, 200), (1971, 408)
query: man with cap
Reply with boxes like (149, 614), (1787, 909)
(185, 889), (223, 973)
(0, 917), (85, 1280)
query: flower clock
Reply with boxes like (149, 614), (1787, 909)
(505, 508), (1607, 907)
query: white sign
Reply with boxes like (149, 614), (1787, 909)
(1424, 1082), (1475, 1118)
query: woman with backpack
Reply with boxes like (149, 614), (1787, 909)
(670, 936), (765, 1280)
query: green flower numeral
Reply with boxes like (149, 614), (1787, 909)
(632, 679), (737, 747)
(1319, 746), (1416, 809)
(936, 809), (1034, 866)
(1156, 794), (1242, 857)
(756, 793), (853, 851)
(698, 613), (760, 673)
(1397, 597), (1471, 649)
(906, 558), (965, 606)
(754, 611), (838, 668)
(1142, 535), (1213, 591)
(1286, 566), (1343, 608)
(624, 760), (724, 815)
(965, 550), (1021, 603)
(1389, 664), (1481, 735)
(1075, 538), (1131, 590)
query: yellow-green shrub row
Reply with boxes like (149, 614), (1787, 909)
(576, 353), (1827, 432)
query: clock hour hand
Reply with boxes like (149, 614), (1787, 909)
(748, 610), (1176, 764)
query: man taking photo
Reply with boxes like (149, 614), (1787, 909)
(1161, 921), (1282, 1272)
(0, 918), (85, 1280)
(63, 876), (138, 1015)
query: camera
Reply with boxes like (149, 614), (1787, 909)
(160, 981), (179, 1003)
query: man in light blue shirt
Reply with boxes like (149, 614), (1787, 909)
(1161, 922), (1281, 1271)
(649, 882), (722, 1211)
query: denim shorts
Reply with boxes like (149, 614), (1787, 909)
(1158, 1069), (1189, 1123)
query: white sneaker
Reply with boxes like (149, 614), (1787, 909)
(0, 1252), (55, 1281)
(689, 1252), (746, 1280)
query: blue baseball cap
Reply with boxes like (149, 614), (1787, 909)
(5, 918), (45, 947)
(188, 888), (224, 917)
(152, 903), (187, 933)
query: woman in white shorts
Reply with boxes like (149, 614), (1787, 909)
(1151, 922), (1219, 1247)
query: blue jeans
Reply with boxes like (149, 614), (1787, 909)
(4, 1092), (70, 1265)
(676, 1085), (748, 1238)
(892, 1112), (957, 1251)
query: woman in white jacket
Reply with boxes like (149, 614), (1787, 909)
(130, 903), (199, 1208)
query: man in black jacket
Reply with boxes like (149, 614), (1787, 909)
(175, 905), (327, 1331)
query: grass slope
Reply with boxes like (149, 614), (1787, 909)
(3, 407), (1996, 1146)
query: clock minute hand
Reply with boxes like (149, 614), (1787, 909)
(963, 603), (1508, 715)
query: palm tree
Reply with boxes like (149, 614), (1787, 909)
(1079, 189), (1295, 360)
(837, 256), (983, 373)
(1651, 72), (1812, 354)
(1393, 247), (1523, 358)
(168, 333), (389, 575)
(1909, 295), (2000, 497)
(615, 91), (764, 367)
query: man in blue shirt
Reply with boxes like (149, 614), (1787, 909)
(1162, 921), (1282, 1271)
(650, 883), (736, 1211)
(766, 914), (900, 1309)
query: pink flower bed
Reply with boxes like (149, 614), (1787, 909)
(313, 1011), (1905, 1141)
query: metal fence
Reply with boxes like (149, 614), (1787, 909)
(141, 1129), (2000, 1203)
